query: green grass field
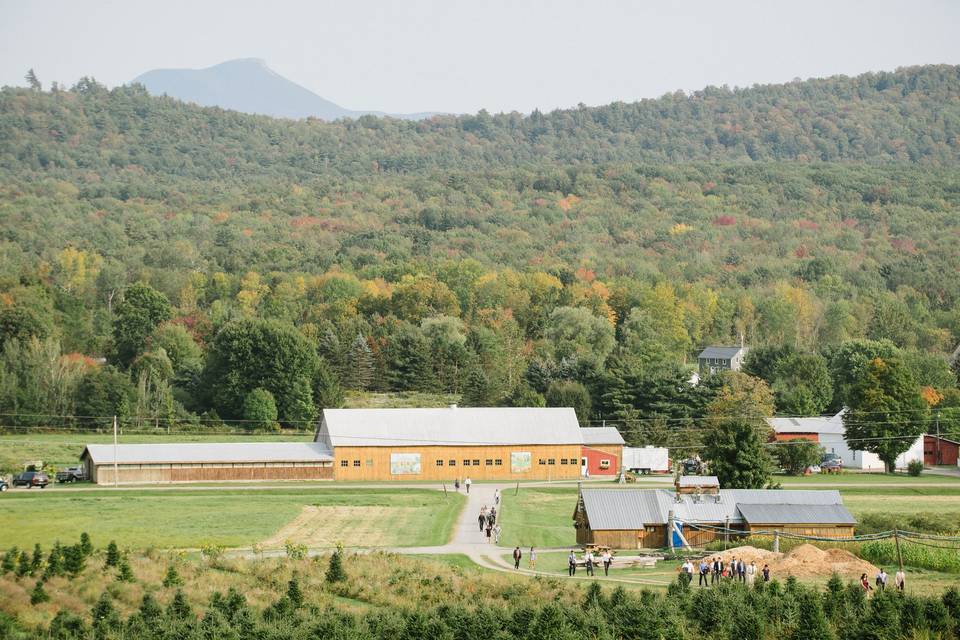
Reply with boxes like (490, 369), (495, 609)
(0, 488), (464, 551)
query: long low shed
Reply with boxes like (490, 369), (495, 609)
(81, 442), (334, 484)
(574, 486), (856, 549)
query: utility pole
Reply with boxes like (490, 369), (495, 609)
(936, 411), (941, 465)
(668, 510), (675, 551)
(112, 415), (119, 488)
(894, 529), (904, 574)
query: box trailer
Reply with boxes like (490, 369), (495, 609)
(622, 446), (669, 474)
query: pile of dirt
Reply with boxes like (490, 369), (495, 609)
(713, 543), (877, 579)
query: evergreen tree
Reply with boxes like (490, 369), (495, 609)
(116, 555), (135, 582)
(105, 541), (120, 567)
(44, 542), (63, 578)
(791, 590), (834, 640)
(462, 366), (495, 406)
(16, 550), (30, 577)
(163, 564), (183, 588)
(91, 593), (121, 635)
(79, 532), (93, 557)
(63, 544), (86, 576)
(1, 547), (16, 574)
(167, 589), (192, 620)
(30, 580), (49, 605)
(24, 68), (41, 91)
(30, 544), (43, 575)
(138, 593), (163, 624)
(325, 549), (346, 583)
(582, 581), (605, 610)
(343, 332), (374, 391)
(287, 578), (304, 608)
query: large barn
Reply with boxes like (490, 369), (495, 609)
(574, 477), (856, 549)
(315, 406), (584, 481)
(81, 442), (334, 484)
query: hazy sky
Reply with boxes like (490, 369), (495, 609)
(2, 0), (959, 115)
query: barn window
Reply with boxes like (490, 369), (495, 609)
(599, 459), (611, 469)
(495, 459), (502, 466)
(340, 460), (348, 467)
(436, 459), (444, 466)
(560, 458), (568, 464)
(472, 459), (480, 466)
(485, 459), (493, 466)
(353, 460), (360, 467)
(538, 459), (546, 465)
(548, 459), (555, 465)
(463, 460), (470, 466)
(448, 460), (456, 466)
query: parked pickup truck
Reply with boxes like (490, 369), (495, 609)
(56, 467), (87, 483)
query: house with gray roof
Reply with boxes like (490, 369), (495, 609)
(573, 481), (855, 549)
(697, 345), (748, 374)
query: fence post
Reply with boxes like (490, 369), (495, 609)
(894, 529), (904, 574)
(773, 531), (779, 554)
(668, 510), (675, 552)
(724, 515), (730, 548)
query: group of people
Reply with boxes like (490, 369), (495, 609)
(478, 505), (500, 543)
(860, 568), (906, 592)
(567, 549), (614, 577)
(512, 546), (538, 569)
(682, 556), (769, 586)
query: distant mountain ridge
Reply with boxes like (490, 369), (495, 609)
(132, 58), (438, 121)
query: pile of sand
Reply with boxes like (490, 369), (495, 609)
(709, 543), (877, 579)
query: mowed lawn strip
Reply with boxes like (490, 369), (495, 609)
(0, 488), (464, 550)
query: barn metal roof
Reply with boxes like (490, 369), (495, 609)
(81, 442), (333, 465)
(737, 503), (856, 525)
(580, 427), (625, 445)
(767, 410), (846, 435)
(316, 407), (582, 447)
(580, 488), (852, 529)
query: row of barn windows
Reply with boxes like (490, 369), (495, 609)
(102, 462), (332, 469)
(339, 458), (581, 467)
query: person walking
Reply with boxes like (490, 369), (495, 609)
(894, 568), (905, 592)
(738, 558), (746, 583)
(464, 476), (472, 494)
(478, 509), (486, 532)
(568, 550), (577, 577)
(513, 546), (522, 569)
(762, 564), (770, 582)
(860, 573), (872, 592)
(584, 550), (595, 577)
(698, 559), (709, 587)
(602, 550), (612, 576)
(485, 522), (493, 542)
(528, 547), (537, 570)
(494, 489), (500, 505)
(746, 561), (756, 585)
(494, 524), (502, 544)
(487, 512), (496, 528)
(681, 559), (694, 586)
(454, 478), (460, 492)
(711, 557), (721, 585)
(875, 568), (888, 591)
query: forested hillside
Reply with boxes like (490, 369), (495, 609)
(1, 65), (958, 445)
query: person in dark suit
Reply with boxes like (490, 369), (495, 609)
(711, 557), (721, 585)
(512, 546), (522, 569)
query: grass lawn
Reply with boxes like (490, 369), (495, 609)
(0, 488), (464, 551)
(0, 432), (314, 474)
(778, 472), (960, 486)
(499, 487), (579, 548)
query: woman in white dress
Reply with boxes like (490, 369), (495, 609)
(746, 561), (757, 585)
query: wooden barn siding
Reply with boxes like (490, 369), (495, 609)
(582, 444), (624, 475)
(578, 526), (667, 549)
(746, 524), (855, 538)
(332, 444), (582, 481)
(93, 463), (333, 485)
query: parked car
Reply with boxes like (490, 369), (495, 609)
(820, 453), (843, 473)
(56, 466), (87, 483)
(12, 470), (50, 488)
(681, 458), (703, 475)
(0, 477), (8, 492)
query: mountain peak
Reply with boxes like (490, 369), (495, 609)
(132, 59), (435, 121)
